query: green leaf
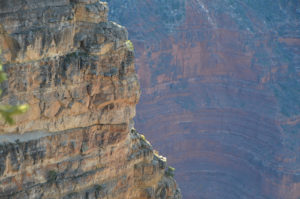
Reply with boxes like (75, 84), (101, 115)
(0, 104), (29, 124)
(0, 49), (29, 125)
(0, 72), (7, 82)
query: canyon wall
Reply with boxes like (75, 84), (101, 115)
(106, 0), (300, 198)
(0, 1), (181, 198)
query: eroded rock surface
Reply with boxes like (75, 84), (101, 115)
(106, 0), (300, 198)
(0, 1), (181, 198)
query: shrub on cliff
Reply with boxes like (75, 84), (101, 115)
(46, 170), (58, 183)
(125, 40), (134, 51)
(165, 166), (175, 177)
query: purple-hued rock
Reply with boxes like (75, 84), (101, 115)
(105, 0), (300, 198)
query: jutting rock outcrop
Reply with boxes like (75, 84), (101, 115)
(0, 1), (181, 198)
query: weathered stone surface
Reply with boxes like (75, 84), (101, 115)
(0, 127), (180, 199)
(106, 0), (300, 198)
(0, 1), (181, 198)
(0, 1), (135, 134)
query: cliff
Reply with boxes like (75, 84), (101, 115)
(0, 1), (181, 198)
(106, 0), (300, 198)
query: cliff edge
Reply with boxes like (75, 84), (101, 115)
(0, 1), (181, 198)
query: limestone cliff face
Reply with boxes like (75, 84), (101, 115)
(0, 1), (181, 198)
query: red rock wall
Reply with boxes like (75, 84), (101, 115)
(106, 0), (300, 198)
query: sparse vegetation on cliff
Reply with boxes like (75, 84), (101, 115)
(165, 166), (175, 177)
(46, 170), (58, 183)
(125, 40), (134, 51)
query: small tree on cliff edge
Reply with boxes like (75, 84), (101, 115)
(0, 49), (28, 124)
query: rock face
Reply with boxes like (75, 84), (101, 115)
(106, 0), (300, 198)
(0, 1), (181, 198)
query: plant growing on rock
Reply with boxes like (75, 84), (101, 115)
(165, 166), (175, 177)
(125, 40), (134, 51)
(46, 170), (58, 183)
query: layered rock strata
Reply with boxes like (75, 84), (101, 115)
(106, 0), (300, 198)
(0, 1), (181, 198)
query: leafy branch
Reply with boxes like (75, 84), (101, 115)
(0, 50), (28, 125)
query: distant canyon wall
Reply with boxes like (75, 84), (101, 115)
(106, 0), (300, 198)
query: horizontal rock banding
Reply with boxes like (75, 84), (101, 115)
(0, 1), (181, 198)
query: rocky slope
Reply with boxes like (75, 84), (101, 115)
(0, 1), (181, 198)
(106, 0), (300, 198)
